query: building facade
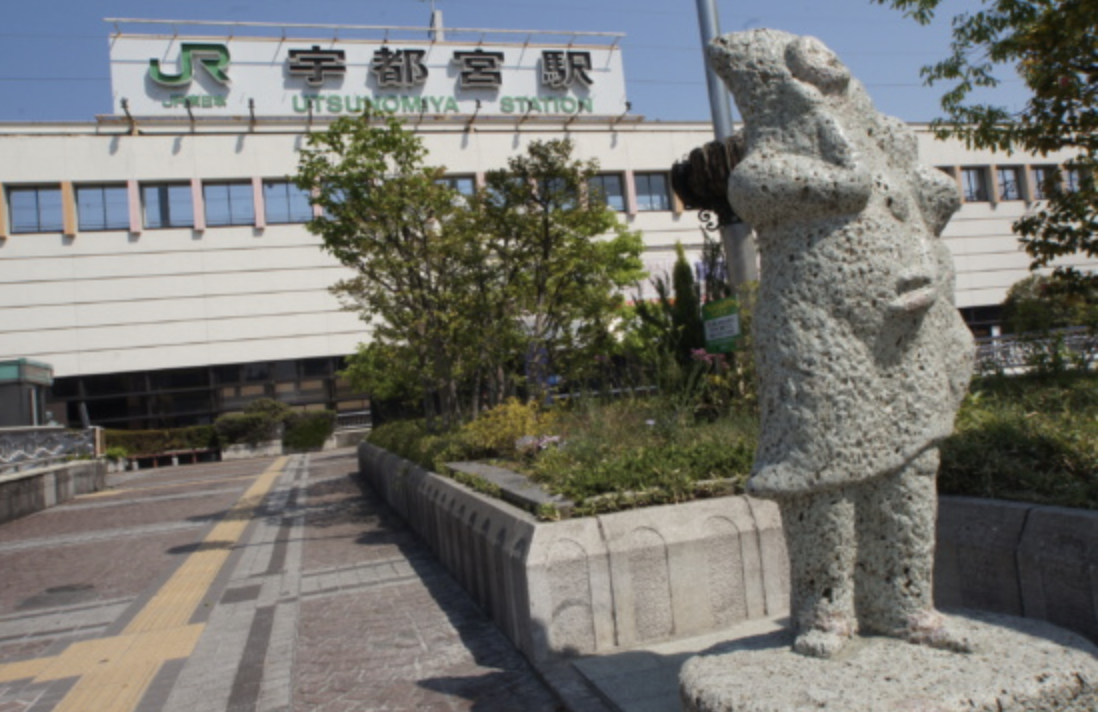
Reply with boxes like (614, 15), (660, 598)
(0, 24), (1090, 429)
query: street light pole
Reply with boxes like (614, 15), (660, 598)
(694, 0), (758, 286)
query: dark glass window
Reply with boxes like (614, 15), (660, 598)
(961, 167), (989, 202)
(149, 368), (208, 391)
(263, 180), (313, 224)
(302, 358), (331, 378)
(589, 174), (625, 212)
(1031, 166), (1057, 200)
(143, 184), (194, 229)
(83, 373), (147, 397)
(634, 172), (670, 211)
(9, 186), (63, 233)
(437, 175), (476, 196)
(77, 185), (129, 231)
(996, 167), (1022, 201)
(213, 365), (241, 384)
(272, 360), (297, 382)
(243, 362), (271, 383)
(204, 182), (255, 227)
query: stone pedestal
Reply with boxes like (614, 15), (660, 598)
(680, 611), (1098, 711)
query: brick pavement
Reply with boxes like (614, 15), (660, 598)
(0, 448), (570, 712)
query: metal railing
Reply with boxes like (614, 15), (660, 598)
(0, 427), (101, 476)
(975, 327), (1098, 374)
(335, 410), (372, 430)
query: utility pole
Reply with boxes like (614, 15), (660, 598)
(694, 0), (758, 286)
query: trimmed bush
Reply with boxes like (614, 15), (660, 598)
(283, 410), (337, 451)
(104, 426), (217, 454)
(215, 413), (280, 447)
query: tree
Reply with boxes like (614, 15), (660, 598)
(877, 0), (1098, 286)
(475, 139), (645, 400)
(295, 110), (480, 431)
(296, 118), (643, 425)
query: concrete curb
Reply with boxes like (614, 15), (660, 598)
(357, 442), (789, 663)
(0, 460), (106, 524)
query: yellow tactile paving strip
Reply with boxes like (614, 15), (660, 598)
(0, 456), (288, 712)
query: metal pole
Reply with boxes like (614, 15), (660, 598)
(695, 0), (759, 286)
(695, 0), (735, 141)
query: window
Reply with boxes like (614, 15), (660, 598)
(961, 167), (989, 202)
(143, 183), (194, 229)
(635, 172), (670, 211)
(588, 174), (625, 212)
(77, 185), (129, 231)
(1031, 166), (1057, 200)
(263, 180), (313, 224)
(8, 186), (63, 233)
(996, 167), (1022, 201)
(1065, 168), (1084, 193)
(437, 175), (476, 197)
(204, 182), (255, 227)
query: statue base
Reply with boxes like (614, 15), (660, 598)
(680, 611), (1098, 711)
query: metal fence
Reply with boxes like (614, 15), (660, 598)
(975, 327), (1098, 374)
(0, 427), (100, 476)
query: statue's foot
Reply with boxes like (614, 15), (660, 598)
(901, 610), (973, 654)
(793, 628), (849, 658)
(792, 615), (856, 658)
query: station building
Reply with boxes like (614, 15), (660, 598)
(0, 20), (1089, 429)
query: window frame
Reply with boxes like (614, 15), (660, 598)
(437, 175), (476, 197)
(142, 182), (195, 230)
(262, 179), (313, 225)
(7, 185), (64, 234)
(76, 183), (130, 232)
(961, 167), (990, 203)
(995, 166), (1023, 202)
(634, 172), (671, 212)
(203, 181), (255, 228)
(588, 173), (626, 212)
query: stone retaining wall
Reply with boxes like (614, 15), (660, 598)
(358, 443), (1098, 661)
(0, 461), (106, 525)
(358, 443), (789, 662)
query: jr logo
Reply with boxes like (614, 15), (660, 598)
(149, 43), (231, 86)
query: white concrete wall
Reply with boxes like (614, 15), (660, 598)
(0, 119), (1092, 379)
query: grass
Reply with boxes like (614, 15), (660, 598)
(368, 371), (1098, 516)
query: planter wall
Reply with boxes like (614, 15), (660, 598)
(360, 443), (1098, 662)
(357, 442), (789, 662)
(0, 460), (106, 525)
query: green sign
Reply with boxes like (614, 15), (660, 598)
(149, 43), (231, 87)
(702, 297), (741, 354)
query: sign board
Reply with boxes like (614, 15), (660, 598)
(109, 35), (627, 118)
(702, 298), (741, 354)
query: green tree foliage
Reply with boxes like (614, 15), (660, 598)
(1002, 274), (1098, 334)
(472, 138), (645, 401)
(878, 0), (1098, 285)
(633, 242), (704, 367)
(296, 110), (481, 431)
(296, 115), (642, 426)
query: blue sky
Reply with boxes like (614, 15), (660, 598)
(0, 0), (1025, 124)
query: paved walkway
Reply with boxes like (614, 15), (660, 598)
(0, 449), (570, 712)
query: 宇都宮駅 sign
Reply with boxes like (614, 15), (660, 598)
(109, 35), (627, 118)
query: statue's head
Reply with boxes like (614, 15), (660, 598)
(707, 29), (859, 126)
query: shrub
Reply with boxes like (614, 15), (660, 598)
(103, 446), (129, 463)
(461, 398), (556, 458)
(215, 413), (279, 446)
(283, 410), (336, 451)
(104, 426), (217, 454)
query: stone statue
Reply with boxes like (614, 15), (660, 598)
(708, 29), (975, 658)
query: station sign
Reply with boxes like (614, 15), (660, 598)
(109, 35), (628, 118)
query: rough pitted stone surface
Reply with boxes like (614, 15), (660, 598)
(706, 29), (975, 655)
(680, 612), (1098, 712)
